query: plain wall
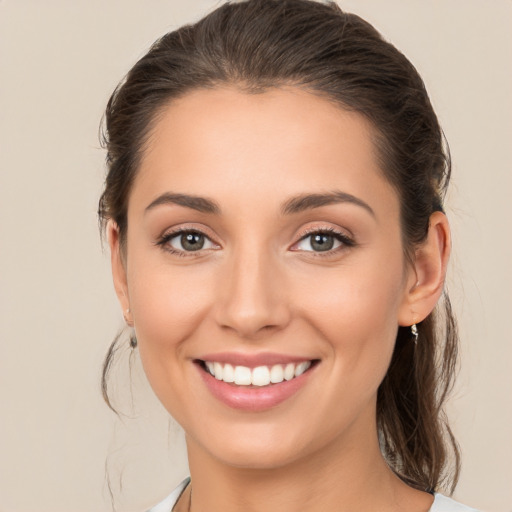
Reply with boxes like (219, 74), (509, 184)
(0, 1), (510, 511)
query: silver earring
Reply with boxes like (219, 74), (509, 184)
(411, 324), (419, 344)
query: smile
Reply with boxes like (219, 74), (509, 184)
(195, 357), (319, 412)
(202, 360), (312, 387)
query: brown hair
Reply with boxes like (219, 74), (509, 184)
(99, 0), (460, 494)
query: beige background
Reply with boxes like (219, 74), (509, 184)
(0, 1), (510, 511)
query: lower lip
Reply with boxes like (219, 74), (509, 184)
(196, 362), (316, 412)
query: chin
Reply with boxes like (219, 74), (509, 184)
(190, 419), (328, 471)
(212, 442), (305, 470)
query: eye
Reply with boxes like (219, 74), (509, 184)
(292, 229), (354, 253)
(158, 230), (218, 254)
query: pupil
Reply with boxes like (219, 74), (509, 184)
(311, 234), (333, 251)
(181, 232), (204, 251)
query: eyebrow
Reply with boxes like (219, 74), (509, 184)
(144, 190), (375, 218)
(145, 192), (221, 214)
(281, 191), (375, 217)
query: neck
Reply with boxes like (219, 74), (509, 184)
(183, 410), (432, 512)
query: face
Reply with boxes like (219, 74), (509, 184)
(112, 86), (418, 470)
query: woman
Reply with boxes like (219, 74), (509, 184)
(99, 0), (478, 510)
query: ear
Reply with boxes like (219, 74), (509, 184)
(398, 211), (451, 326)
(107, 220), (133, 326)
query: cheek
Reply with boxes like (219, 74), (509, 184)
(285, 260), (405, 436)
(130, 271), (203, 345)
(294, 256), (405, 372)
(125, 253), (214, 393)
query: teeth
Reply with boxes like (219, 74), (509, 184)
(252, 366), (270, 386)
(213, 362), (223, 381)
(222, 363), (234, 383)
(234, 365), (252, 385)
(284, 363), (295, 381)
(294, 361), (310, 377)
(269, 364), (284, 383)
(204, 360), (313, 386)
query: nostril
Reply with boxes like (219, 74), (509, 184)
(212, 263), (291, 337)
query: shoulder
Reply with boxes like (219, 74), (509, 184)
(146, 477), (191, 512)
(431, 493), (481, 512)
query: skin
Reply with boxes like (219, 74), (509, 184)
(109, 86), (450, 512)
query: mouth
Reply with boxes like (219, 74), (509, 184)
(193, 357), (319, 411)
(195, 359), (319, 387)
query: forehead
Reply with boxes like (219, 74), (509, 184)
(131, 86), (398, 218)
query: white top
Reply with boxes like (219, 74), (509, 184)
(147, 477), (480, 512)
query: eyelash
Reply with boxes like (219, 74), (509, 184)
(155, 228), (218, 257)
(293, 227), (355, 257)
(155, 226), (355, 257)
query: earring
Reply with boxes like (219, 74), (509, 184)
(130, 334), (138, 349)
(411, 324), (419, 344)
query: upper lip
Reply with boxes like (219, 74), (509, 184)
(196, 352), (317, 368)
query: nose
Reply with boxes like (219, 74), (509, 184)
(214, 247), (291, 339)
